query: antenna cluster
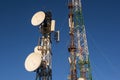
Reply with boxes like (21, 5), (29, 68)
(24, 10), (59, 80)
(24, 0), (93, 80)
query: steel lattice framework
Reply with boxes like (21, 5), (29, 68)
(36, 35), (52, 80)
(68, 0), (92, 80)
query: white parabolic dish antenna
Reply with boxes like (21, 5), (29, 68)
(34, 46), (42, 54)
(31, 11), (45, 26)
(25, 52), (42, 72)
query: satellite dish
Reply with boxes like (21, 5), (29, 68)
(34, 46), (42, 54)
(31, 11), (45, 26)
(24, 52), (42, 72)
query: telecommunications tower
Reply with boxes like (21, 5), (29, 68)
(68, 0), (92, 80)
(24, 11), (59, 80)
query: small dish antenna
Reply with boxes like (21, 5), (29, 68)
(34, 46), (42, 54)
(24, 52), (42, 72)
(31, 11), (45, 26)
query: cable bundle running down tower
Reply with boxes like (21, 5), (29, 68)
(24, 11), (59, 80)
(68, 0), (92, 80)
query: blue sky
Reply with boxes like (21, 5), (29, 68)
(0, 0), (120, 80)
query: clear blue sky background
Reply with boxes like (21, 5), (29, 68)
(0, 0), (120, 80)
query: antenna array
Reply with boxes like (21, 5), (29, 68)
(25, 11), (59, 80)
(24, 1), (92, 80)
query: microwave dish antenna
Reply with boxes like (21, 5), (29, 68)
(24, 52), (42, 72)
(34, 46), (42, 54)
(31, 11), (45, 26)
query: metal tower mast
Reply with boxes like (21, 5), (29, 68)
(68, 1), (77, 80)
(32, 11), (53, 80)
(35, 11), (58, 80)
(36, 33), (52, 80)
(68, 0), (92, 80)
(25, 10), (59, 80)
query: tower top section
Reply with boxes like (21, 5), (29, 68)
(71, 0), (82, 11)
